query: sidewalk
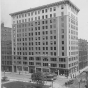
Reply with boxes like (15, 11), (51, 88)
(76, 66), (88, 76)
(2, 72), (31, 76)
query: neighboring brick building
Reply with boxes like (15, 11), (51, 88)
(10, 0), (79, 78)
(78, 39), (88, 70)
(1, 23), (12, 72)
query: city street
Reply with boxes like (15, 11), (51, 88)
(1, 0), (88, 88)
(1, 66), (88, 88)
(1, 72), (31, 82)
(1, 72), (67, 88)
(1, 69), (88, 88)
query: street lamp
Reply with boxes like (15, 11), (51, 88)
(84, 71), (88, 88)
(77, 78), (81, 88)
(48, 63), (50, 73)
(51, 78), (53, 88)
(4, 66), (6, 77)
(4, 70), (5, 77)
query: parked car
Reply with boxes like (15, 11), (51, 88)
(44, 73), (57, 81)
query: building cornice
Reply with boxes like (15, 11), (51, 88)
(10, 0), (80, 16)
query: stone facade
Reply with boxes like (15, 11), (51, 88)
(1, 23), (12, 72)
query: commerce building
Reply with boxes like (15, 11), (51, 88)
(1, 23), (12, 72)
(10, 0), (79, 78)
(78, 39), (88, 70)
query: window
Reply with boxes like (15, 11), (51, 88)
(31, 18), (33, 21)
(38, 16), (40, 20)
(61, 29), (64, 33)
(25, 19), (27, 22)
(36, 62), (41, 66)
(53, 7), (56, 11)
(50, 30), (52, 34)
(50, 19), (52, 23)
(28, 18), (30, 22)
(38, 27), (40, 30)
(42, 26), (44, 29)
(50, 8), (52, 12)
(62, 47), (64, 50)
(43, 47), (45, 50)
(54, 41), (56, 45)
(61, 5), (64, 9)
(22, 14), (24, 17)
(46, 26), (48, 29)
(38, 10), (40, 14)
(53, 13), (56, 17)
(36, 57), (41, 61)
(62, 52), (64, 56)
(54, 36), (56, 39)
(50, 58), (57, 61)
(69, 47), (70, 50)
(46, 42), (48, 45)
(50, 36), (53, 39)
(46, 15), (48, 18)
(45, 9), (47, 12)
(50, 25), (52, 28)
(59, 58), (66, 62)
(54, 47), (56, 50)
(42, 10), (44, 13)
(31, 12), (33, 16)
(43, 57), (48, 61)
(43, 63), (48, 66)
(38, 21), (40, 25)
(35, 17), (37, 20)
(51, 47), (53, 50)
(45, 20), (48, 24)
(35, 11), (37, 15)
(42, 16), (44, 19)
(46, 31), (48, 34)
(42, 21), (44, 24)
(62, 35), (64, 38)
(28, 13), (30, 16)
(51, 52), (53, 55)
(62, 41), (64, 44)
(53, 24), (56, 28)
(46, 47), (48, 50)
(51, 63), (57, 67)
(29, 62), (34, 65)
(25, 14), (26, 17)
(59, 64), (66, 68)
(61, 17), (64, 21)
(61, 12), (64, 16)
(50, 14), (52, 18)
(54, 52), (56, 56)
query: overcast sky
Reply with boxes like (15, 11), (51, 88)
(1, 0), (88, 41)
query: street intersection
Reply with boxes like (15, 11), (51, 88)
(1, 67), (88, 88)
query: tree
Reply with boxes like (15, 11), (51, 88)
(31, 72), (45, 85)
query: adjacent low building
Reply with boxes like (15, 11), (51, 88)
(78, 39), (88, 70)
(1, 23), (12, 72)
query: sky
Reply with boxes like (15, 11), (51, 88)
(1, 0), (88, 41)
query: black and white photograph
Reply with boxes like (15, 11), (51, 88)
(1, 0), (88, 88)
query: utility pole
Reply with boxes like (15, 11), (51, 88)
(85, 72), (88, 88)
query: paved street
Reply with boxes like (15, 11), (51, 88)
(1, 67), (88, 88)
(1, 72), (31, 82)
(1, 72), (67, 88)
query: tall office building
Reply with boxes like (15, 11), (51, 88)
(78, 39), (88, 70)
(10, 0), (79, 78)
(1, 23), (12, 72)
